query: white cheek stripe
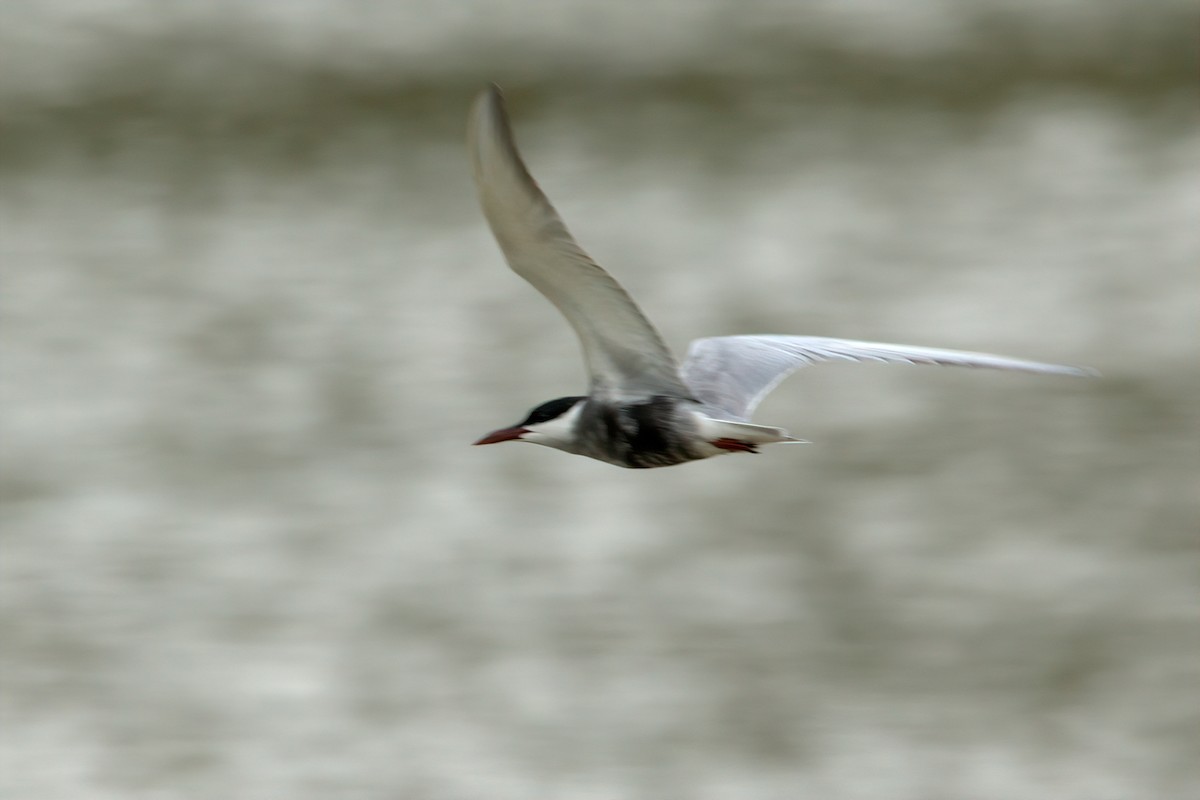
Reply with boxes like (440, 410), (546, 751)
(522, 401), (584, 446)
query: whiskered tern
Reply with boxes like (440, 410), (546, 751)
(469, 85), (1092, 469)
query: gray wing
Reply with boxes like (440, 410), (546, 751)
(468, 85), (691, 398)
(682, 335), (1097, 420)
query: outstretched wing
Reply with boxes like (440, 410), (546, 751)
(682, 335), (1096, 420)
(468, 85), (691, 399)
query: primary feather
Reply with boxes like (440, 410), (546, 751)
(683, 335), (1097, 421)
(468, 85), (691, 399)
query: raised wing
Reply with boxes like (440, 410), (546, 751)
(468, 85), (691, 398)
(682, 335), (1096, 420)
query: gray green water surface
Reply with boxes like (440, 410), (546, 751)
(2, 2), (1197, 798)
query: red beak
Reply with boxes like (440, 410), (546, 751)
(473, 427), (529, 445)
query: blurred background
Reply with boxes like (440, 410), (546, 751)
(2, 1), (1197, 798)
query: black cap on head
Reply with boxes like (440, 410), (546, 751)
(519, 396), (586, 426)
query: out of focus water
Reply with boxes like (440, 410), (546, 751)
(2, 2), (1198, 798)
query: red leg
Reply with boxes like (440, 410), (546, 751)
(711, 438), (759, 454)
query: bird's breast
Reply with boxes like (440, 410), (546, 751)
(577, 396), (704, 469)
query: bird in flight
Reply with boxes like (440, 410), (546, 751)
(468, 84), (1093, 469)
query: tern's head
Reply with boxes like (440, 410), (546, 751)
(473, 396), (586, 451)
